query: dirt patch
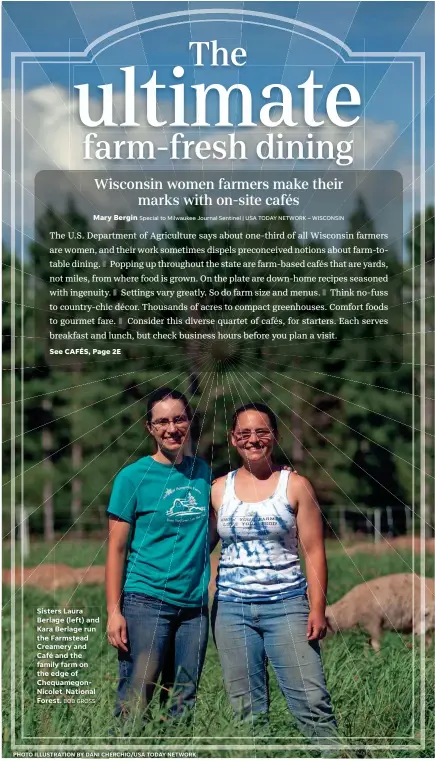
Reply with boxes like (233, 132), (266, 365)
(6, 537), (429, 593)
(76, 565), (106, 585)
(2, 564), (106, 591)
(344, 537), (435, 556)
(3, 564), (81, 590)
(3, 560), (221, 595)
(388, 536), (435, 551)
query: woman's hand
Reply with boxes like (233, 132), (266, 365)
(306, 609), (327, 641)
(107, 610), (128, 651)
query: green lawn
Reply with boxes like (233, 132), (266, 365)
(2, 543), (434, 758)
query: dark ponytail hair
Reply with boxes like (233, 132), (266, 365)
(231, 402), (278, 435)
(147, 387), (192, 423)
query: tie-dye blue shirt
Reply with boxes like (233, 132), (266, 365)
(216, 469), (307, 602)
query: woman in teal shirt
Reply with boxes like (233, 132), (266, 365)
(106, 387), (211, 719)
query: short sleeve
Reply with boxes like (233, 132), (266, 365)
(107, 470), (137, 524)
(199, 459), (212, 487)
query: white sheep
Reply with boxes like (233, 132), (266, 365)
(325, 573), (435, 652)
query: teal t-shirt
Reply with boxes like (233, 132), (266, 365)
(107, 455), (211, 607)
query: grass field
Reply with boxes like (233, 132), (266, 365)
(2, 540), (434, 758)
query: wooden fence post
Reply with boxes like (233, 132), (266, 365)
(374, 508), (381, 543)
(20, 505), (29, 559)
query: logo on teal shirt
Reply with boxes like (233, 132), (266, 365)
(166, 490), (206, 523)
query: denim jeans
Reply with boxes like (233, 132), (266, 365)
(212, 595), (339, 743)
(115, 592), (208, 718)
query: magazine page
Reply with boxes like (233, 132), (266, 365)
(2, 1), (434, 759)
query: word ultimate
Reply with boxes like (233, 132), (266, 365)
(76, 41), (360, 164)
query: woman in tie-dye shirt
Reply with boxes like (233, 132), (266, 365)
(210, 402), (339, 745)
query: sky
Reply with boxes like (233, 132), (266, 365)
(3, 0), (434, 249)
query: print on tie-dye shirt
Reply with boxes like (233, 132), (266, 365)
(216, 470), (307, 602)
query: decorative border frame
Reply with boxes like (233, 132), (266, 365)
(9, 5), (426, 754)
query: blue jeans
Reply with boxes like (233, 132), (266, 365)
(212, 595), (338, 743)
(115, 592), (208, 718)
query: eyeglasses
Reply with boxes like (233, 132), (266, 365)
(150, 415), (190, 430)
(234, 428), (274, 442)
